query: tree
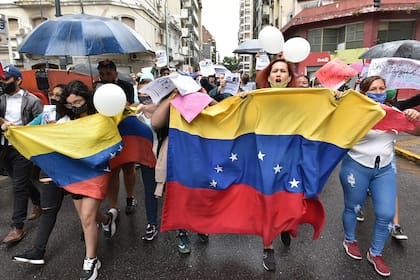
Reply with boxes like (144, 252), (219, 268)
(222, 56), (240, 72)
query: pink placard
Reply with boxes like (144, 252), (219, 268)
(170, 92), (213, 123)
(315, 59), (358, 90)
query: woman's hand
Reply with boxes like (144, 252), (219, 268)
(403, 108), (420, 121)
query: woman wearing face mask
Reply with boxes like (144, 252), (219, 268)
(339, 76), (420, 277)
(57, 80), (112, 280)
(254, 59), (295, 272)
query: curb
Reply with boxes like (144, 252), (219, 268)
(395, 146), (420, 165)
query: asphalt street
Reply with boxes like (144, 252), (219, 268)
(0, 155), (419, 280)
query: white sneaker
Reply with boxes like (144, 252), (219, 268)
(80, 257), (101, 280)
(391, 224), (408, 240)
(102, 208), (118, 238)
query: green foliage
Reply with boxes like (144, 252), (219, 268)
(222, 56), (240, 72)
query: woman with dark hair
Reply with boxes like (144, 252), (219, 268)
(254, 59), (295, 272)
(339, 75), (419, 277)
(60, 80), (114, 280)
(295, 74), (310, 88)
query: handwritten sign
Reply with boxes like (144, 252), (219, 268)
(315, 59), (358, 90)
(368, 57), (420, 90)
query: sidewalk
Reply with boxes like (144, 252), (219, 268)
(395, 132), (420, 165)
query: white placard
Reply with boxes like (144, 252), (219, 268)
(199, 59), (216, 77)
(155, 50), (167, 68)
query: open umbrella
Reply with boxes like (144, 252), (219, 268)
(233, 39), (263, 54)
(18, 13), (152, 56)
(359, 40), (420, 60)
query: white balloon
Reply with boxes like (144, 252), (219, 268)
(283, 37), (311, 63)
(258, 26), (284, 54)
(93, 83), (127, 117)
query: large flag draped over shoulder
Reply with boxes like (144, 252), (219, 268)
(110, 113), (156, 169)
(161, 88), (385, 246)
(5, 114), (123, 199)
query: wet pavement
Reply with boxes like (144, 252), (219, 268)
(395, 132), (420, 165)
(0, 156), (419, 279)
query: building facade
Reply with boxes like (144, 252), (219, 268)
(0, 0), (203, 73)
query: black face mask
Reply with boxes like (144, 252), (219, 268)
(50, 99), (60, 106)
(0, 81), (17, 95)
(71, 103), (89, 116)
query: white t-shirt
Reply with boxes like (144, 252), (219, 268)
(348, 129), (397, 168)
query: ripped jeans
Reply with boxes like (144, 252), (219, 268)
(339, 154), (396, 256)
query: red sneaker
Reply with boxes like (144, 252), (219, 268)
(367, 251), (391, 277)
(343, 241), (362, 260)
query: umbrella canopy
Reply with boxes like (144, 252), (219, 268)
(233, 39), (263, 54)
(359, 40), (420, 60)
(68, 63), (134, 85)
(18, 13), (152, 56)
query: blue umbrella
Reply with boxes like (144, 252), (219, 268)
(18, 13), (152, 56)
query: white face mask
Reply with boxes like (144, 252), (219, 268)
(269, 80), (288, 88)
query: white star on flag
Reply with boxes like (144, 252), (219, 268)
(289, 178), (300, 188)
(209, 179), (217, 188)
(109, 152), (116, 158)
(257, 151), (265, 161)
(118, 145), (123, 152)
(229, 153), (238, 162)
(214, 165), (223, 173)
(273, 164), (283, 174)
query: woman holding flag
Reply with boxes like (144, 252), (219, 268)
(339, 75), (420, 277)
(254, 58), (296, 272)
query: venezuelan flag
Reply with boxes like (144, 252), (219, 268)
(110, 114), (156, 169)
(5, 114), (123, 200)
(161, 88), (385, 246)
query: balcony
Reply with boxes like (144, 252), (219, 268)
(182, 0), (191, 8)
(181, 28), (189, 38)
(182, 46), (190, 56)
(15, 0), (54, 6)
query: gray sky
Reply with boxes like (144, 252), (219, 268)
(201, 0), (240, 58)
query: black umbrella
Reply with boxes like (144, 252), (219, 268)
(359, 40), (420, 60)
(233, 39), (263, 54)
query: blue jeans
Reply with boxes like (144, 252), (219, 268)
(139, 164), (158, 225)
(339, 154), (396, 256)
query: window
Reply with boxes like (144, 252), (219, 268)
(346, 23), (363, 49)
(8, 18), (18, 34)
(377, 21), (414, 43)
(308, 23), (364, 51)
(308, 29), (322, 52)
(32, 17), (47, 28)
(121, 17), (135, 29)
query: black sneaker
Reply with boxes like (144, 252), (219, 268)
(102, 208), (118, 239)
(197, 233), (209, 244)
(125, 197), (138, 215)
(281, 231), (291, 247)
(12, 247), (45, 265)
(357, 209), (365, 222)
(391, 224), (408, 240)
(177, 230), (191, 254)
(80, 257), (101, 280)
(141, 224), (159, 241)
(263, 248), (276, 271)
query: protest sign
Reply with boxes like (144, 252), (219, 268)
(199, 59), (216, 76)
(368, 57), (420, 90)
(315, 59), (358, 90)
(223, 72), (241, 96)
(155, 50), (167, 67)
(256, 53), (270, 70)
(139, 74), (201, 104)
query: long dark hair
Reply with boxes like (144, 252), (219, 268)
(60, 80), (96, 119)
(255, 59), (295, 89)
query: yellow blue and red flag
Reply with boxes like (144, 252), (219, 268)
(161, 88), (385, 245)
(5, 114), (123, 199)
(110, 113), (156, 169)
